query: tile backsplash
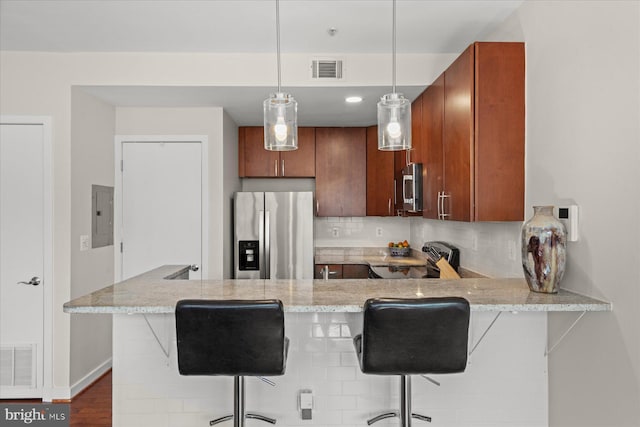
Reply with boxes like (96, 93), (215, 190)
(314, 216), (410, 247)
(314, 216), (524, 278)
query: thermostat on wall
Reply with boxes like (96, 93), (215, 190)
(555, 205), (579, 242)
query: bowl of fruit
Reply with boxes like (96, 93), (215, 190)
(388, 240), (411, 257)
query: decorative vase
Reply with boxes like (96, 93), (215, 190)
(521, 206), (567, 293)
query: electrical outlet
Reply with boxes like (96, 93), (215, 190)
(332, 227), (339, 237)
(299, 389), (313, 420)
(80, 235), (90, 251)
(376, 227), (383, 237)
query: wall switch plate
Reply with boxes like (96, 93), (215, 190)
(376, 227), (383, 237)
(555, 205), (579, 242)
(80, 235), (90, 251)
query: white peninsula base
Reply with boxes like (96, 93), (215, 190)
(113, 311), (548, 427)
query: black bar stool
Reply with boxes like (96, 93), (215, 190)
(175, 299), (289, 427)
(353, 297), (470, 426)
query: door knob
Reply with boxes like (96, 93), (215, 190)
(189, 264), (199, 272)
(18, 276), (41, 286)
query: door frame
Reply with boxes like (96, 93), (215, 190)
(114, 135), (209, 280)
(0, 115), (53, 399)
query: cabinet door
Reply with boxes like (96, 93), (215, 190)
(474, 42), (525, 221)
(342, 264), (370, 279)
(281, 127), (316, 177)
(422, 73), (445, 219)
(240, 126), (280, 177)
(443, 45), (474, 222)
(314, 264), (343, 279)
(315, 128), (367, 217)
(366, 126), (395, 216)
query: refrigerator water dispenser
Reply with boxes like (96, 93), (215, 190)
(239, 240), (259, 271)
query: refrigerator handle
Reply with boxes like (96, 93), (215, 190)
(264, 210), (271, 279)
(259, 210), (266, 279)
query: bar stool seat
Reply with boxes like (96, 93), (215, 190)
(176, 299), (288, 426)
(353, 297), (470, 426)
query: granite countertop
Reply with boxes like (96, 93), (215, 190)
(63, 265), (611, 314)
(314, 247), (428, 267)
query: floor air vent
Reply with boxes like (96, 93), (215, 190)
(311, 59), (343, 79)
(0, 345), (36, 388)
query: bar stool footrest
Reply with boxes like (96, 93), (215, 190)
(247, 412), (277, 424)
(412, 413), (432, 423)
(210, 414), (233, 426)
(368, 412), (397, 425)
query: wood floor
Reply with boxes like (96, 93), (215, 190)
(69, 370), (112, 426)
(2, 370), (112, 427)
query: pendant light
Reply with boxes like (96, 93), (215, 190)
(378, 0), (411, 151)
(264, 0), (298, 151)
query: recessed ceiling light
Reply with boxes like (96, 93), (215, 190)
(345, 96), (363, 103)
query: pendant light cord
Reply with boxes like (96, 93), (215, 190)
(276, 0), (282, 93)
(392, 0), (396, 94)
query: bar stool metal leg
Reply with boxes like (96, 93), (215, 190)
(234, 376), (246, 427)
(400, 375), (411, 427)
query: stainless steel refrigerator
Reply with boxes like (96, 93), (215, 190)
(234, 191), (314, 279)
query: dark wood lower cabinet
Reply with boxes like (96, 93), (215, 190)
(342, 264), (370, 279)
(314, 264), (369, 279)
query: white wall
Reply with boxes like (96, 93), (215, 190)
(407, 1), (640, 425)
(69, 89), (115, 391)
(510, 2), (640, 425)
(115, 107), (236, 280)
(222, 111), (241, 279)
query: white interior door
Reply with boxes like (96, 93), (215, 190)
(0, 123), (45, 398)
(121, 141), (202, 280)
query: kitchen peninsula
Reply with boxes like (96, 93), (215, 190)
(65, 265), (609, 427)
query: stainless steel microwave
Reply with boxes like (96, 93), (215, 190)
(402, 163), (423, 212)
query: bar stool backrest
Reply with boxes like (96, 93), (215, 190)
(360, 297), (470, 375)
(176, 299), (287, 376)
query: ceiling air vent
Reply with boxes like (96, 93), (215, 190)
(311, 59), (343, 79)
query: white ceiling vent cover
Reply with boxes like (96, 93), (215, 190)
(311, 59), (343, 79)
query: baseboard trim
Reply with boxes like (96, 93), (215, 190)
(70, 358), (112, 399)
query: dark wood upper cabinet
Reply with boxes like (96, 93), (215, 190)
(366, 126), (395, 216)
(280, 127), (315, 177)
(422, 73), (445, 220)
(443, 44), (474, 221)
(239, 126), (280, 177)
(238, 126), (315, 178)
(315, 127), (366, 217)
(422, 42), (525, 222)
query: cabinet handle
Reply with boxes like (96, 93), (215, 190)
(388, 198), (392, 216)
(316, 199), (319, 215)
(439, 192), (451, 220)
(274, 159), (278, 176)
(281, 159), (285, 176)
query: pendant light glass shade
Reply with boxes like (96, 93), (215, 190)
(263, 0), (298, 151)
(378, 93), (411, 151)
(264, 92), (298, 151)
(378, 0), (411, 151)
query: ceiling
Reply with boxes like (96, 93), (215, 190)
(0, 0), (523, 126)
